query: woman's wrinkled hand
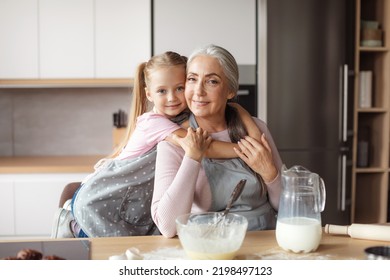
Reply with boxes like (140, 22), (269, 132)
(171, 127), (212, 162)
(234, 134), (278, 183)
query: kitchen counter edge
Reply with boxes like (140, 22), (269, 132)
(0, 156), (104, 174)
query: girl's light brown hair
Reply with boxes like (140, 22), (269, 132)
(109, 51), (187, 158)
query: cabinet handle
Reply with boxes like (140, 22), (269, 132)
(341, 154), (347, 211)
(342, 64), (348, 142)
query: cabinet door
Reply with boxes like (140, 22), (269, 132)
(14, 173), (88, 236)
(153, 0), (256, 65)
(0, 0), (39, 79)
(0, 177), (15, 235)
(95, 0), (151, 78)
(39, 0), (94, 78)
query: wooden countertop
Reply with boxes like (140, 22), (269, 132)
(0, 156), (104, 174)
(3, 229), (384, 260)
(86, 230), (390, 260)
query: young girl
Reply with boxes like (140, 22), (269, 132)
(54, 51), (261, 238)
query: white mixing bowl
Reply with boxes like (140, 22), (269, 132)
(176, 212), (248, 260)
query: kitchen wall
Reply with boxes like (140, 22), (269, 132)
(0, 0), (263, 158)
(0, 88), (131, 156)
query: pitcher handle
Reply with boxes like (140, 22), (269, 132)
(318, 177), (326, 212)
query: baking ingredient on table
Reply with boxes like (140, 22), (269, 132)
(125, 248), (143, 260)
(176, 212), (248, 260)
(108, 247), (188, 260)
(276, 165), (325, 253)
(178, 223), (245, 260)
(254, 247), (334, 260)
(276, 217), (322, 253)
(325, 223), (390, 242)
(109, 248), (143, 260)
(109, 253), (128, 260)
(143, 247), (187, 260)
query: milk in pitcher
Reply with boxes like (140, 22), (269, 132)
(276, 217), (322, 253)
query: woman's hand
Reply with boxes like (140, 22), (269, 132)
(171, 127), (212, 162)
(234, 134), (278, 183)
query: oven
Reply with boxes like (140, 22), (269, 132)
(233, 65), (257, 117)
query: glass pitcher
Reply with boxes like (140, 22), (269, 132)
(275, 165), (326, 253)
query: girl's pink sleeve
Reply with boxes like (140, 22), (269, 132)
(144, 114), (181, 144)
(254, 118), (283, 210)
(151, 141), (210, 238)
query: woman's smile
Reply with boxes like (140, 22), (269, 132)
(191, 100), (210, 107)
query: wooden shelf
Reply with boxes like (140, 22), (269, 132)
(352, 0), (390, 224)
(359, 46), (389, 52)
(355, 167), (387, 173)
(0, 78), (134, 88)
(357, 107), (387, 113)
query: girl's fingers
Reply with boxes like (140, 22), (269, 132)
(234, 147), (250, 164)
(260, 133), (272, 152)
(238, 138), (256, 157)
(187, 127), (195, 134)
(243, 135), (265, 151)
(240, 135), (273, 158)
(205, 136), (213, 147)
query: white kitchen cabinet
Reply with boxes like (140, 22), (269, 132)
(95, 0), (151, 78)
(153, 0), (256, 65)
(0, 0), (39, 79)
(0, 173), (88, 237)
(39, 0), (94, 78)
(0, 177), (15, 235)
(0, 0), (151, 81)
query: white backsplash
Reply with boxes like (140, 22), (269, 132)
(0, 88), (131, 156)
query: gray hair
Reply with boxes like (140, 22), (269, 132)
(187, 44), (239, 95)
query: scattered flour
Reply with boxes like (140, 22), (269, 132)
(254, 247), (331, 260)
(252, 247), (358, 260)
(110, 246), (358, 260)
(143, 247), (188, 260)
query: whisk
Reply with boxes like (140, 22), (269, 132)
(202, 179), (247, 237)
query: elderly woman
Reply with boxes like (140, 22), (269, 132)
(151, 45), (283, 238)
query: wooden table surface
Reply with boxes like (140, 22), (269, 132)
(1, 229), (389, 260)
(87, 229), (390, 260)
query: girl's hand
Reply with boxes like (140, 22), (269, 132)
(171, 127), (212, 162)
(234, 134), (278, 183)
